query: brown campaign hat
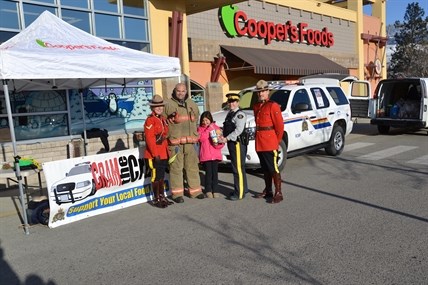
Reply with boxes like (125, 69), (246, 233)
(149, 94), (165, 107)
(255, 80), (270, 91)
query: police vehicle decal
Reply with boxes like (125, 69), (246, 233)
(310, 118), (331, 129)
(284, 116), (306, 124)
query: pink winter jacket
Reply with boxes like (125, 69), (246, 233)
(197, 123), (224, 162)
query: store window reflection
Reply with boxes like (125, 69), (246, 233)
(28, 0), (55, 4)
(124, 17), (147, 41)
(61, 9), (91, 33)
(190, 81), (205, 114)
(95, 13), (120, 38)
(123, 0), (146, 16)
(109, 40), (150, 52)
(0, 31), (17, 44)
(0, 0), (20, 29)
(69, 81), (154, 135)
(0, 90), (68, 142)
(0, 0), (154, 142)
(23, 4), (56, 27)
(93, 0), (118, 13)
(61, 0), (88, 9)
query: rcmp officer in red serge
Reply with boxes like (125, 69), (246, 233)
(144, 95), (173, 208)
(253, 80), (285, 204)
(219, 93), (249, 201)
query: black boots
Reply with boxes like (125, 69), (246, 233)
(255, 172), (273, 199)
(255, 172), (283, 204)
(152, 180), (173, 208)
(271, 172), (283, 204)
(158, 179), (173, 207)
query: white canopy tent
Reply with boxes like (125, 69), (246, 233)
(0, 11), (181, 234)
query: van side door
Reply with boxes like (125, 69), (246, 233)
(421, 78), (428, 127)
(347, 80), (371, 118)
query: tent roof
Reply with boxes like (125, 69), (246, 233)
(0, 11), (181, 91)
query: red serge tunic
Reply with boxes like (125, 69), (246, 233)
(253, 100), (284, 152)
(143, 113), (169, 160)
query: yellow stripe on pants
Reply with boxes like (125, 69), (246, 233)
(236, 143), (244, 199)
(273, 150), (279, 173)
(149, 159), (156, 183)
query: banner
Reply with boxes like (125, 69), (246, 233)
(43, 148), (168, 228)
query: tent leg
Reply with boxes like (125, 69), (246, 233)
(14, 156), (30, 235)
(3, 80), (30, 235)
(79, 90), (87, 156)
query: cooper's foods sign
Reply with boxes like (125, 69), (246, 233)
(219, 5), (334, 47)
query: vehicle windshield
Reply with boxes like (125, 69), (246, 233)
(68, 165), (91, 176)
(233, 89), (291, 111)
(270, 90), (291, 111)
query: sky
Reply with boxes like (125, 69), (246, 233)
(385, 0), (428, 25)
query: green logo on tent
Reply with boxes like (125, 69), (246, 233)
(36, 39), (46, 47)
(219, 5), (239, 37)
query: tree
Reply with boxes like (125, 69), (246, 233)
(388, 2), (428, 77)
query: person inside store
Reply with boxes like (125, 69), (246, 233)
(218, 93), (249, 201)
(164, 82), (205, 203)
(197, 111), (224, 198)
(253, 80), (284, 204)
(144, 94), (173, 208)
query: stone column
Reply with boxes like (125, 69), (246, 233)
(205, 82), (224, 113)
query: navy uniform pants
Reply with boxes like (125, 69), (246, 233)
(227, 141), (248, 199)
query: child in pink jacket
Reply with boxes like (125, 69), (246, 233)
(198, 111), (224, 198)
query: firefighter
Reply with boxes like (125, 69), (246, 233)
(164, 83), (204, 203)
(253, 80), (285, 204)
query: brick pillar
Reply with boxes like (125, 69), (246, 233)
(161, 76), (187, 99)
(205, 82), (224, 113)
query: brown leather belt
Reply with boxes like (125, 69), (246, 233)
(256, 126), (274, 131)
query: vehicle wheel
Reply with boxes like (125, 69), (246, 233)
(34, 201), (50, 225)
(325, 125), (344, 156)
(277, 140), (287, 171)
(378, 125), (390, 134)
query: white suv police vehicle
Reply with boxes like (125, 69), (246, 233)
(212, 81), (354, 170)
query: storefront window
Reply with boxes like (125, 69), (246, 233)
(93, 0), (118, 13)
(27, 0), (56, 3)
(95, 13), (120, 38)
(0, 0), (154, 143)
(0, 0), (20, 29)
(23, 3), (56, 27)
(124, 17), (147, 41)
(61, 9), (91, 32)
(69, 81), (154, 135)
(123, 0), (146, 16)
(0, 90), (68, 142)
(0, 31), (17, 44)
(61, 0), (88, 9)
(109, 40), (150, 52)
(190, 81), (205, 114)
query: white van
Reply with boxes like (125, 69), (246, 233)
(212, 81), (354, 170)
(368, 78), (428, 134)
(299, 74), (371, 118)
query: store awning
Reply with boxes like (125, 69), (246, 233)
(220, 45), (348, 76)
